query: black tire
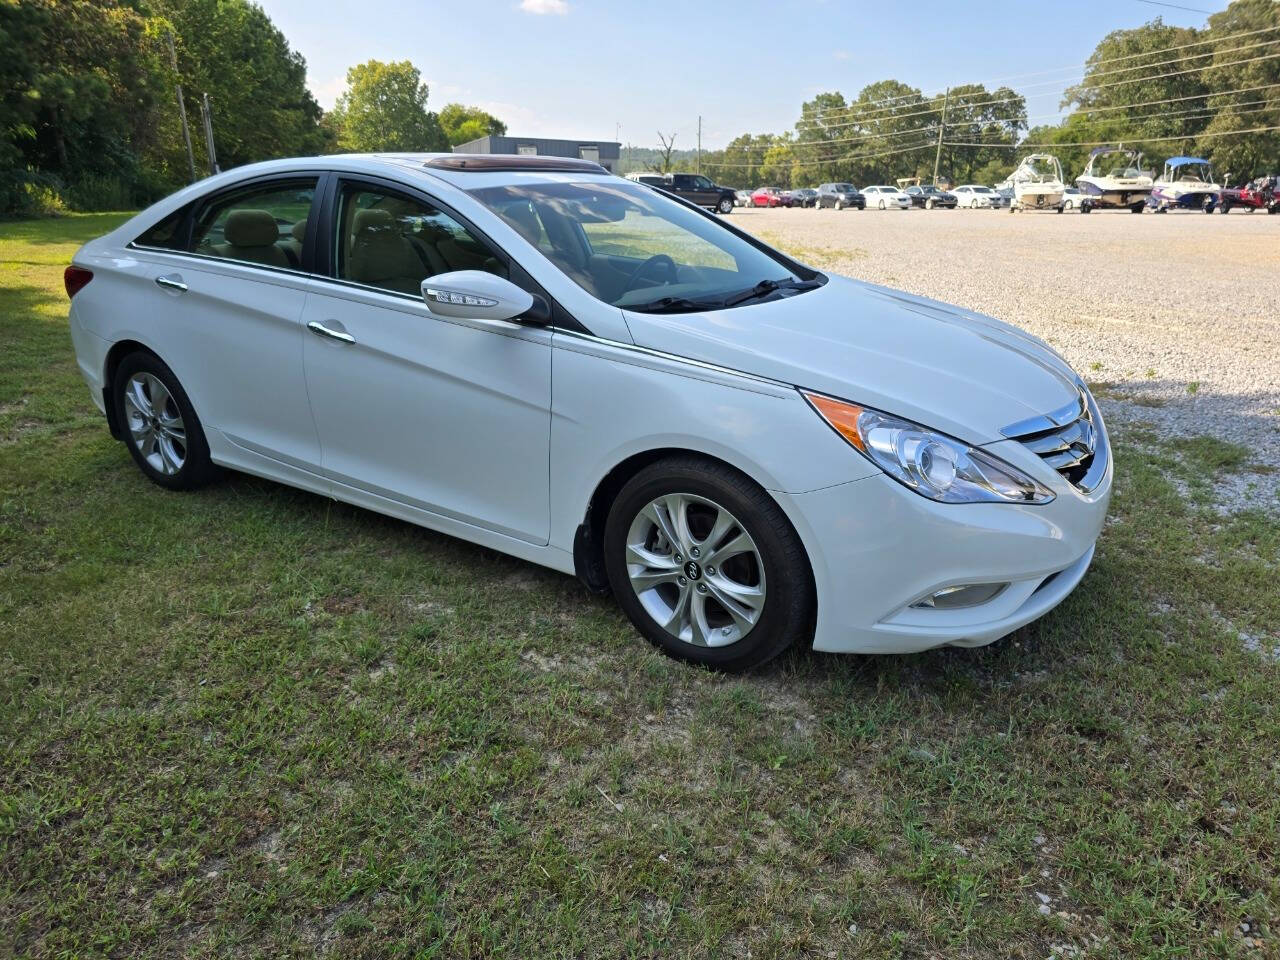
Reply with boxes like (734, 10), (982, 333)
(717, 197), (734, 214)
(1219, 202), (1231, 214)
(603, 456), (814, 671)
(113, 351), (219, 491)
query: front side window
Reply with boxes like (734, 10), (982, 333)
(334, 184), (505, 297)
(189, 179), (317, 270)
(471, 179), (809, 311)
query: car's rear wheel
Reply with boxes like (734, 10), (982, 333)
(603, 457), (813, 671)
(113, 351), (218, 491)
(717, 197), (734, 214)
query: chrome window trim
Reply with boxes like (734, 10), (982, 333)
(126, 243), (314, 280)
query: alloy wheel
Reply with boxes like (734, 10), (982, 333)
(123, 372), (187, 475)
(625, 492), (766, 648)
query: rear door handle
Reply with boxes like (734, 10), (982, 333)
(155, 274), (187, 293)
(307, 320), (356, 344)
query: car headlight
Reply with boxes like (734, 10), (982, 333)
(802, 391), (1055, 504)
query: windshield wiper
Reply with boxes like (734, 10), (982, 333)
(722, 277), (821, 307)
(624, 295), (726, 314)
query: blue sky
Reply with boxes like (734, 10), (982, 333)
(256, 0), (1220, 150)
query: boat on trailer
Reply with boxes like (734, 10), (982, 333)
(1148, 156), (1221, 213)
(1075, 145), (1153, 213)
(1009, 154), (1066, 212)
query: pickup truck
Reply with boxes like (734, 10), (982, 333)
(626, 172), (737, 214)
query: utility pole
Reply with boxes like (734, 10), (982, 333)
(696, 115), (702, 175)
(200, 93), (219, 175)
(933, 88), (950, 186)
(165, 30), (196, 183)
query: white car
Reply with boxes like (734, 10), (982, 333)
(64, 153), (1111, 670)
(861, 185), (912, 210)
(953, 185), (999, 208)
(1061, 187), (1090, 211)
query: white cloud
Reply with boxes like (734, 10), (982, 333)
(833, 49), (850, 61)
(520, 0), (569, 14)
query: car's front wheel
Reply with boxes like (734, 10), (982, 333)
(113, 351), (218, 490)
(717, 197), (734, 214)
(603, 457), (813, 671)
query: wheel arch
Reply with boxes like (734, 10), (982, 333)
(101, 339), (162, 440)
(571, 446), (816, 601)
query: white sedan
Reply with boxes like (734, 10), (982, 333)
(861, 185), (913, 210)
(953, 184), (1000, 208)
(65, 153), (1110, 669)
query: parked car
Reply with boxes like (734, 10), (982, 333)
(65, 152), (1111, 670)
(952, 185), (998, 208)
(992, 187), (1014, 209)
(734, 189), (753, 207)
(789, 188), (818, 208)
(862, 185), (912, 210)
(1061, 187), (1091, 211)
(904, 184), (957, 209)
(625, 172), (737, 214)
(1218, 175), (1277, 214)
(815, 183), (866, 210)
(751, 187), (787, 207)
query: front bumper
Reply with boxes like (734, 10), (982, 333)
(775, 440), (1111, 654)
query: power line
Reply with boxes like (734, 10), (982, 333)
(709, 139), (940, 169)
(943, 123), (1280, 149)
(1134, 0), (1214, 14)
(793, 25), (1279, 130)
(706, 89), (1279, 163)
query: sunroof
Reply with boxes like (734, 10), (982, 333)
(424, 155), (609, 174)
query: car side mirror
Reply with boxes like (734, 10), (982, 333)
(421, 270), (536, 324)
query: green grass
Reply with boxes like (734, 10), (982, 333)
(2, 216), (1278, 958)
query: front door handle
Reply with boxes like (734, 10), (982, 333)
(307, 320), (356, 345)
(155, 274), (187, 293)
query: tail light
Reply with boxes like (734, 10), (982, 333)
(64, 265), (94, 299)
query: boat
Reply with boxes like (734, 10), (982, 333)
(1075, 145), (1153, 213)
(1009, 153), (1066, 212)
(1148, 156), (1221, 213)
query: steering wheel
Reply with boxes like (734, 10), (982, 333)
(622, 254), (678, 294)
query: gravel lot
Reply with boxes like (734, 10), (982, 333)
(734, 205), (1280, 512)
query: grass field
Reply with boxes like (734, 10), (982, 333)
(2, 214), (1277, 959)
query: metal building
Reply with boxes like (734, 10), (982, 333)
(452, 136), (621, 173)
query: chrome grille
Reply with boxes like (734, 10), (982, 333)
(1002, 389), (1107, 493)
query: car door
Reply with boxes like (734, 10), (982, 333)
(299, 175), (553, 544)
(691, 175), (717, 207)
(131, 174), (324, 472)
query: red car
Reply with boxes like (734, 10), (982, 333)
(751, 187), (787, 208)
(1219, 175), (1277, 214)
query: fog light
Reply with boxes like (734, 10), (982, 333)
(911, 582), (1008, 609)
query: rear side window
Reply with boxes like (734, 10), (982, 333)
(134, 210), (185, 250)
(188, 179), (318, 271)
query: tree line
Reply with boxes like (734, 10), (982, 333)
(687, 0), (1277, 189)
(1, 0), (505, 216)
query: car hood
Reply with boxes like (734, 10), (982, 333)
(622, 275), (1081, 444)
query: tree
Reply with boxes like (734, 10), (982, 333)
(652, 131), (678, 173)
(329, 60), (448, 153)
(148, 0), (329, 176)
(1198, 0), (1280, 182)
(438, 103), (506, 146)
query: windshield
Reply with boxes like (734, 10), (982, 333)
(1092, 152), (1143, 178)
(470, 179), (804, 311)
(973, 187), (994, 194)
(1171, 162), (1213, 183)
(1019, 157), (1061, 182)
